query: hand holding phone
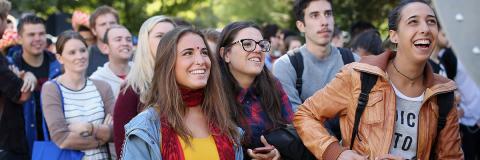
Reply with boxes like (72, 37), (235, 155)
(253, 146), (274, 154)
(247, 135), (281, 160)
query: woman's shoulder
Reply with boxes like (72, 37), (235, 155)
(41, 80), (60, 93)
(125, 107), (161, 135)
(90, 78), (110, 88)
(122, 108), (163, 160)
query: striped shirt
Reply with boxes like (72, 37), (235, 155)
(60, 79), (109, 160)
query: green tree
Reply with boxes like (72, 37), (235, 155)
(11, 0), (208, 34)
(11, 0), (398, 37)
(333, 0), (397, 37)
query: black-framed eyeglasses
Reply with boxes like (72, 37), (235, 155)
(228, 39), (271, 52)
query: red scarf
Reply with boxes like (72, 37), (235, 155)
(160, 88), (235, 159)
(179, 87), (204, 107)
(161, 119), (235, 160)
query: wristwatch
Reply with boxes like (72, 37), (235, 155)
(80, 130), (91, 137)
(80, 123), (94, 137)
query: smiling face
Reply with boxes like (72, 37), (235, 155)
(174, 32), (211, 90)
(148, 21), (175, 57)
(19, 23), (47, 56)
(296, 0), (334, 47)
(223, 27), (266, 81)
(389, 2), (438, 63)
(104, 27), (133, 61)
(57, 39), (89, 74)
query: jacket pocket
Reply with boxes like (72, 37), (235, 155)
(361, 92), (384, 124)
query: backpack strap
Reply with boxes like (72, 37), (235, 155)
(41, 80), (65, 141)
(287, 48), (303, 97)
(429, 91), (454, 160)
(439, 48), (458, 80)
(288, 47), (353, 99)
(338, 47), (355, 65)
(349, 72), (378, 149)
(428, 59), (442, 74)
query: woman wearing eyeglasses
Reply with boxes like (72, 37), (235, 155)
(217, 21), (293, 160)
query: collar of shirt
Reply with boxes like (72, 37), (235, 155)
(236, 87), (258, 103)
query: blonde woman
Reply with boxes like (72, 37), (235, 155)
(113, 15), (175, 156)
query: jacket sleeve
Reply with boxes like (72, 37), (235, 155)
(0, 56), (23, 102)
(122, 134), (153, 160)
(272, 55), (303, 111)
(92, 79), (115, 116)
(435, 104), (464, 159)
(293, 66), (354, 160)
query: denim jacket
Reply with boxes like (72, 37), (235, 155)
(121, 107), (244, 160)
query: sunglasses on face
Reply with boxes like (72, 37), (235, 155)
(228, 39), (271, 52)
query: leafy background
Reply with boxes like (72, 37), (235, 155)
(11, 0), (398, 37)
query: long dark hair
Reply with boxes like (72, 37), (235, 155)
(144, 27), (238, 144)
(217, 21), (288, 144)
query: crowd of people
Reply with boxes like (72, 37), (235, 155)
(1, 0), (479, 159)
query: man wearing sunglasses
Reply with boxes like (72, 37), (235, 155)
(272, 0), (360, 138)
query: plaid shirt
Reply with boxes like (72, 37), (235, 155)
(236, 81), (294, 148)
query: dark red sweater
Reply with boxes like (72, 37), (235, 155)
(113, 86), (142, 158)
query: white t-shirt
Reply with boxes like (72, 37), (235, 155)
(389, 83), (424, 159)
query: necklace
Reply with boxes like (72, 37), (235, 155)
(392, 59), (423, 81)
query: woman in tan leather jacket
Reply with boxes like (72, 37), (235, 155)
(293, 0), (463, 160)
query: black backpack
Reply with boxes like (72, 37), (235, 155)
(287, 47), (354, 139)
(429, 48), (458, 80)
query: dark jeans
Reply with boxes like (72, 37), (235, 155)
(460, 124), (480, 160)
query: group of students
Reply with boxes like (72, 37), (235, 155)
(1, 0), (479, 159)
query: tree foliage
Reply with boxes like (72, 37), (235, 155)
(11, 0), (397, 36)
(333, 0), (397, 35)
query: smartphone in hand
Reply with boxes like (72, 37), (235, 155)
(253, 146), (274, 154)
